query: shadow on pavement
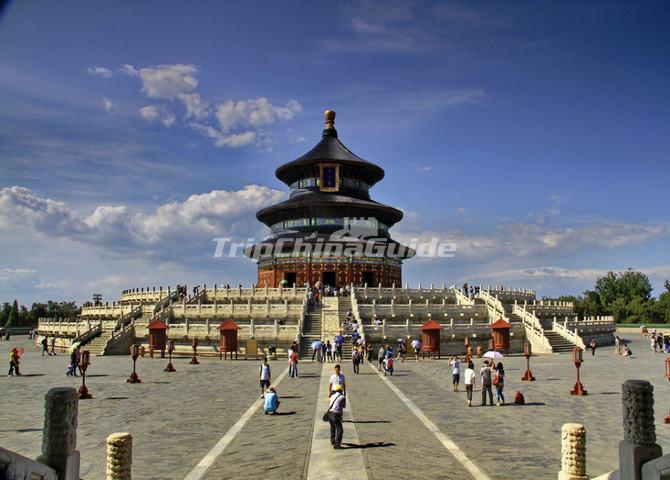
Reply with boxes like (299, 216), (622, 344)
(87, 374), (109, 377)
(341, 442), (396, 449)
(20, 374), (45, 377)
(523, 402), (546, 406)
(0, 428), (42, 433)
(104, 397), (130, 400)
(280, 395), (302, 399)
(344, 420), (391, 424)
(272, 411), (297, 416)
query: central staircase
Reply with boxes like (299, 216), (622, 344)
(299, 303), (323, 358)
(84, 331), (113, 355)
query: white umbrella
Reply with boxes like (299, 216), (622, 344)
(68, 342), (81, 354)
(483, 350), (503, 360)
(411, 339), (421, 349)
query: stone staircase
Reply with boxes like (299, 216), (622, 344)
(542, 330), (577, 353)
(299, 303), (323, 358)
(84, 331), (113, 355)
(338, 298), (354, 360)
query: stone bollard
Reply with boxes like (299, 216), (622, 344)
(618, 380), (662, 480)
(36, 387), (80, 480)
(106, 432), (132, 480)
(559, 423), (588, 480)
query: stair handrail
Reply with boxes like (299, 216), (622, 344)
(350, 295), (365, 344)
(512, 304), (553, 352)
(296, 296), (308, 345)
(153, 289), (180, 313)
(476, 289), (509, 322)
(73, 323), (102, 345)
(552, 316), (586, 349)
(452, 287), (475, 306)
(101, 320), (136, 355)
(114, 304), (143, 332)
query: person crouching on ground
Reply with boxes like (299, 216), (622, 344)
(264, 386), (280, 414)
(327, 384), (346, 449)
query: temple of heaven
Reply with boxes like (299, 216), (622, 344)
(245, 110), (414, 288)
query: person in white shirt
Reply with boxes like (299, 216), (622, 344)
(328, 364), (346, 396)
(450, 357), (462, 391)
(463, 361), (476, 407)
(259, 357), (271, 397)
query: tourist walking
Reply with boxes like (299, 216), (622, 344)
(450, 356), (461, 391)
(327, 384), (346, 449)
(493, 362), (505, 406)
(328, 364), (346, 396)
(41, 336), (48, 356)
(326, 340), (333, 362)
(411, 338), (421, 361)
(480, 361), (494, 406)
(464, 361), (475, 407)
(590, 338), (597, 356)
(259, 357), (272, 397)
(49, 336), (56, 355)
(66, 346), (80, 376)
(614, 336), (622, 355)
(321, 341), (327, 363)
(288, 346), (299, 378)
(366, 343), (374, 363)
(8, 348), (21, 376)
(378, 345), (386, 371)
(651, 335), (657, 353)
(352, 348), (361, 374)
(263, 386), (280, 414)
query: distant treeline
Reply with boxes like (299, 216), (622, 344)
(545, 270), (670, 324)
(1, 300), (81, 328)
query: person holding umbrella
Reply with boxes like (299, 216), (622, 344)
(334, 334), (344, 362)
(311, 340), (322, 361)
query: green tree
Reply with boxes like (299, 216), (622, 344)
(594, 270), (654, 323)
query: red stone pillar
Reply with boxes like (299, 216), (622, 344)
(347, 258), (354, 285)
(306, 260), (313, 286)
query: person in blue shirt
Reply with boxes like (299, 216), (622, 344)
(264, 386), (280, 415)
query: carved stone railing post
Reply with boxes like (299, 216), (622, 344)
(106, 432), (132, 480)
(619, 379), (662, 480)
(37, 387), (80, 480)
(559, 423), (588, 480)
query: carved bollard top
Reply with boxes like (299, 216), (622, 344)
(621, 379), (655, 445)
(561, 423), (587, 477)
(42, 387), (78, 457)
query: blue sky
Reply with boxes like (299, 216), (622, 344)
(1, 1), (669, 305)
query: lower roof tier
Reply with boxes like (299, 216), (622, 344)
(244, 232), (415, 261)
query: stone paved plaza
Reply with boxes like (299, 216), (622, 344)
(1, 330), (669, 479)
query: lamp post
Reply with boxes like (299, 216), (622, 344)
(570, 347), (587, 396)
(164, 340), (176, 372)
(127, 344), (142, 383)
(665, 357), (670, 381)
(190, 337), (200, 365)
(521, 341), (535, 381)
(78, 350), (93, 399)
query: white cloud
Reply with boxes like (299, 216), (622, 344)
(118, 64), (138, 77)
(101, 97), (114, 112)
(0, 185), (286, 254)
(87, 66), (112, 78)
(136, 64), (199, 100)
(417, 165), (432, 172)
(138, 105), (176, 127)
(178, 92), (209, 119)
(190, 123), (257, 147)
(119, 63), (301, 148)
(215, 98), (301, 132)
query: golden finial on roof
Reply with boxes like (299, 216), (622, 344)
(324, 110), (336, 129)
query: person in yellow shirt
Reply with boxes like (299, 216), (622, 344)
(8, 348), (20, 376)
